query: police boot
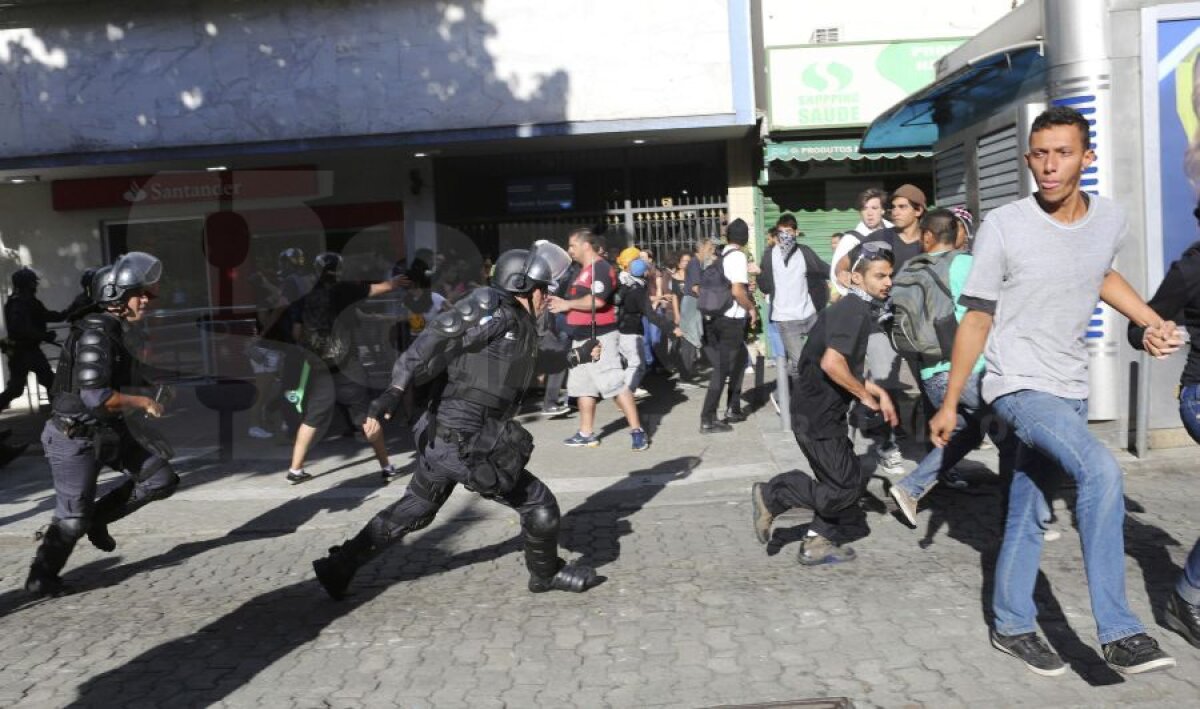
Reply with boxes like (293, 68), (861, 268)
(86, 482), (133, 553)
(312, 531), (377, 601)
(528, 558), (597, 594)
(25, 523), (79, 598)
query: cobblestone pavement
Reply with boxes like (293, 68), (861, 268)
(0, 374), (1197, 707)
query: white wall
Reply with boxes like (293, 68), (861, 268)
(0, 0), (741, 160)
(761, 0), (1022, 46)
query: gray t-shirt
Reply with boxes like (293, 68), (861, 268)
(962, 195), (1125, 403)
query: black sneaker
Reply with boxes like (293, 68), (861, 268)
(1103, 633), (1176, 674)
(1166, 591), (1200, 648)
(700, 420), (733, 434)
(989, 630), (1066, 677)
(722, 409), (747, 423)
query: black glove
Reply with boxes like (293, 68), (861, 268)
(367, 386), (404, 421)
(566, 338), (599, 368)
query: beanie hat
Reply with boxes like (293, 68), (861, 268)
(891, 184), (927, 210)
(629, 258), (648, 277)
(726, 218), (749, 245)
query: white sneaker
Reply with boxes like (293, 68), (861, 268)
(248, 426), (274, 439)
(878, 447), (905, 476)
(633, 388), (651, 401)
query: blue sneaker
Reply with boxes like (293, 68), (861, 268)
(631, 428), (649, 451)
(563, 432), (600, 448)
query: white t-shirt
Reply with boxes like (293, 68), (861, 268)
(721, 245), (749, 318)
(830, 219), (893, 296)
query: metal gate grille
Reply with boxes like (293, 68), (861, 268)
(446, 194), (727, 258)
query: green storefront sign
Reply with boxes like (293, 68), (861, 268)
(767, 39), (964, 130)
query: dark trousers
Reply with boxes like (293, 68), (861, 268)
(0, 347), (54, 409)
(764, 434), (870, 543)
(701, 316), (748, 421)
(359, 431), (561, 579)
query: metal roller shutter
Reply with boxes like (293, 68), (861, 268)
(933, 143), (967, 210)
(977, 125), (1021, 218)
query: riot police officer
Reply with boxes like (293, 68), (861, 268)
(312, 241), (598, 599)
(0, 267), (66, 412)
(25, 252), (180, 597)
(65, 267), (102, 323)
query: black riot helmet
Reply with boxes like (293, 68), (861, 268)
(96, 252), (162, 305)
(80, 267), (98, 292)
(11, 267), (39, 292)
(278, 247), (305, 275)
(90, 266), (113, 304)
(491, 241), (571, 294)
(313, 252), (342, 281)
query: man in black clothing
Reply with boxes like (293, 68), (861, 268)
(0, 268), (66, 412)
(65, 267), (102, 324)
(284, 252), (407, 484)
(700, 218), (758, 433)
(750, 243), (898, 565)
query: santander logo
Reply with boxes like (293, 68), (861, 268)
(123, 181), (148, 203)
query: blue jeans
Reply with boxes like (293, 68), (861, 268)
(642, 317), (661, 369)
(990, 390), (1144, 644)
(896, 370), (989, 499)
(1177, 385), (1200, 605)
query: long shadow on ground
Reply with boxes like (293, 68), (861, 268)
(560, 456), (698, 570)
(65, 507), (516, 708)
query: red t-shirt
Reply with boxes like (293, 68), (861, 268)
(565, 259), (617, 338)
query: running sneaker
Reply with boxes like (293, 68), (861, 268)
(380, 464), (401, 484)
(248, 426), (274, 439)
(1103, 633), (1176, 674)
(630, 428), (649, 451)
(540, 403), (571, 417)
(633, 388), (651, 401)
(1165, 591), (1200, 648)
(878, 447), (905, 476)
(889, 484), (919, 527)
(286, 469), (313, 485)
(797, 533), (856, 566)
(563, 432), (600, 448)
(990, 630), (1066, 677)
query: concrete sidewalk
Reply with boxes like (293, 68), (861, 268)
(0, 370), (1197, 707)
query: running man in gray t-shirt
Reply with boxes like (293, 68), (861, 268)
(929, 106), (1183, 677)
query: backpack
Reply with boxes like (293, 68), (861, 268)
(301, 281), (352, 366)
(697, 250), (735, 316)
(889, 250), (963, 364)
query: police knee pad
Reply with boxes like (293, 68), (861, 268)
(365, 497), (439, 545)
(522, 503), (561, 539)
(137, 457), (180, 499)
(55, 517), (88, 544)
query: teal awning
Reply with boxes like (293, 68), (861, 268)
(861, 45), (1046, 153)
(765, 138), (929, 163)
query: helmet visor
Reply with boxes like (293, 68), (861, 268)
(531, 240), (571, 284)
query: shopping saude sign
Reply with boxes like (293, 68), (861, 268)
(767, 39), (964, 130)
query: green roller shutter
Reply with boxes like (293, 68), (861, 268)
(760, 187), (856, 263)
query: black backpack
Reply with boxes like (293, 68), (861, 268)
(301, 282), (352, 366)
(697, 250), (735, 316)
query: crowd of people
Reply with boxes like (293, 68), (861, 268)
(1, 105), (1197, 681)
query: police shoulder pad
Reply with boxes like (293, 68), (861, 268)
(80, 312), (122, 337)
(431, 309), (466, 337)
